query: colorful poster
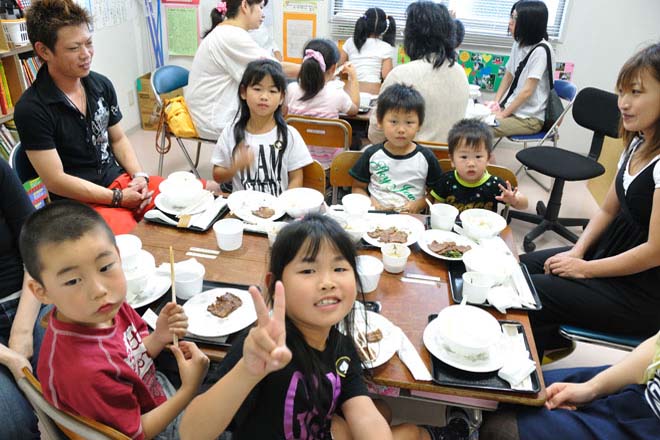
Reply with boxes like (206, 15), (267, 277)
(166, 6), (199, 56)
(554, 61), (574, 81)
(397, 45), (410, 65)
(457, 50), (509, 92)
(283, 13), (316, 62)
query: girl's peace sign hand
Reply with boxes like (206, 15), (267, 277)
(243, 281), (292, 378)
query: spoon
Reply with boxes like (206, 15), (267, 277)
(144, 209), (178, 226)
(425, 198), (433, 211)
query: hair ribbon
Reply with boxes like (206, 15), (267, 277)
(303, 49), (326, 72)
(216, 1), (227, 14)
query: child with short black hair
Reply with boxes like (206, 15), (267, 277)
(350, 84), (443, 213)
(20, 201), (209, 440)
(431, 119), (528, 212)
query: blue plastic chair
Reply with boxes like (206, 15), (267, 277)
(151, 65), (213, 179)
(559, 325), (645, 352)
(495, 80), (578, 191)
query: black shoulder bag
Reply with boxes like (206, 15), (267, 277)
(500, 43), (563, 132)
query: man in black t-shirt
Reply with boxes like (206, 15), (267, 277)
(14, 1), (163, 234)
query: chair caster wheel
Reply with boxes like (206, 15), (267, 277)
(536, 201), (546, 216)
(523, 239), (536, 253)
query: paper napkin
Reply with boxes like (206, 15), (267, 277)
(394, 326), (433, 381)
(190, 196), (227, 229)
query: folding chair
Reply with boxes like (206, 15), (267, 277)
(301, 160), (325, 194)
(415, 139), (449, 161)
(437, 159), (518, 220)
(493, 80), (578, 191)
(8, 142), (38, 182)
(285, 115), (352, 170)
(329, 151), (362, 204)
(151, 65), (214, 179)
(558, 326), (645, 352)
(17, 367), (130, 440)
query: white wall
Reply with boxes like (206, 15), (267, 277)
(101, 0), (659, 155)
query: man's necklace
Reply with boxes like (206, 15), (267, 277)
(63, 82), (86, 115)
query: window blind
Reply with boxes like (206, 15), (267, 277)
(330, 0), (569, 49)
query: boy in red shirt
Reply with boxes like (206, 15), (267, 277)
(20, 201), (209, 439)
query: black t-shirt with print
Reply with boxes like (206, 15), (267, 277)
(217, 327), (368, 439)
(14, 66), (124, 193)
(431, 170), (504, 212)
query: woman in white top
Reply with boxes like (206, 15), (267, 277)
(339, 8), (396, 95)
(368, 2), (468, 145)
(490, 1), (554, 137)
(185, 1), (298, 140)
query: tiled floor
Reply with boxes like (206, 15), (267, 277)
(126, 128), (629, 425)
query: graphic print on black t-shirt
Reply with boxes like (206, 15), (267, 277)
(238, 142), (285, 195)
(282, 369), (342, 439)
(91, 96), (112, 165)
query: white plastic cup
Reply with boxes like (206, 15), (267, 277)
(380, 243), (411, 274)
(356, 255), (384, 293)
(462, 271), (496, 304)
(115, 234), (142, 272)
(430, 203), (459, 231)
(213, 219), (244, 251)
(175, 262), (206, 300)
(342, 193), (371, 217)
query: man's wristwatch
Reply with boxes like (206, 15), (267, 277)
(132, 172), (150, 184)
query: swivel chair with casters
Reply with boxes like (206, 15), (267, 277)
(509, 87), (621, 252)
(151, 65), (214, 178)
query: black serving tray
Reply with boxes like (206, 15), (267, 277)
(427, 315), (540, 394)
(144, 203), (230, 232)
(152, 279), (255, 348)
(447, 260), (542, 311)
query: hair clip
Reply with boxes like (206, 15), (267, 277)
(216, 1), (227, 14)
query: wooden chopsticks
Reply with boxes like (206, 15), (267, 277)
(169, 246), (178, 346)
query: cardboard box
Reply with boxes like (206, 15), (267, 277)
(136, 72), (184, 131)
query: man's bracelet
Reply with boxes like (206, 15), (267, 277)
(111, 188), (123, 207)
(132, 172), (150, 184)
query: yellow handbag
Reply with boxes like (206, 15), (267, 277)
(161, 96), (198, 138)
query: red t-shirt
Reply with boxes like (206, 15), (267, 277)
(37, 302), (166, 439)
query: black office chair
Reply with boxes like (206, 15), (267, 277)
(8, 142), (39, 182)
(509, 87), (621, 252)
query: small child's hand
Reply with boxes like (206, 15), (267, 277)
(496, 181), (519, 205)
(171, 341), (209, 392)
(371, 198), (394, 212)
(154, 302), (188, 345)
(243, 282), (291, 379)
(343, 62), (357, 80)
(233, 144), (255, 172)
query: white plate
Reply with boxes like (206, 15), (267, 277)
(423, 317), (504, 373)
(182, 288), (257, 338)
(227, 190), (285, 224)
(154, 191), (214, 216)
(127, 273), (172, 309)
(351, 311), (398, 369)
(362, 214), (425, 248)
(418, 230), (478, 261)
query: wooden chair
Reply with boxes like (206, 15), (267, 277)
(17, 367), (131, 440)
(437, 159), (518, 219)
(301, 160), (325, 195)
(285, 115), (352, 169)
(416, 140), (449, 161)
(329, 151), (362, 204)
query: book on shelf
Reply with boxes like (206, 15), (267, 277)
(0, 124), (16, 148)
(0, 63), (11, 113)
(23, 177), (49, 209)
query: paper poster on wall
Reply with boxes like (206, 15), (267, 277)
(166, 6), (200, 56)
(74, 0), (135, 30)
(397, 45), (410, 65)
(554, 61), (574, 81)
(284, 0), (318, 14)
(457, 50), (509, 91)
(283, 13), (316, 63)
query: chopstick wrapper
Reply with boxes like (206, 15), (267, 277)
(394, 326), (433, 381)
(498, 325), (535, 390)
(190, 196), (227, 229)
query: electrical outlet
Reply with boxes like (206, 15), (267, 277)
(128, 90), (135, 106)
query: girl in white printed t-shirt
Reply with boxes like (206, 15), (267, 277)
(339, 7), (397, 95)
(212, 60), (312, 196)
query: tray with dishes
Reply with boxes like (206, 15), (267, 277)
(146, 196), (230, 232)
(153, 280), (256, 348)
(425, 315), (541, 394)
(447, 261), (542, 311)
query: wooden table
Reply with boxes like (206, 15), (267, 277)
(133, 220), (546, 407)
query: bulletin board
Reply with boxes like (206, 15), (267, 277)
(283, 13), (316, 63)
(166, 5), (200, 56)
(457, 50), (509, 92)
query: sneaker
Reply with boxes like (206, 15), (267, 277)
(422, 417), (469, 440)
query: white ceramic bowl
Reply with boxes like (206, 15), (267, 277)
(356, 255), (384, 293)
(278, 188), (324, 218)
(436, 304), (502, 361)
(116, 234), (142, 272)
(459, 208), (507, 240)
(462, 247), (512, 284)
(124, 250), (155, 297)
(159, 173), (204, 209)
(342, 193), (371, 217)
(381, 243), (411, 274)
